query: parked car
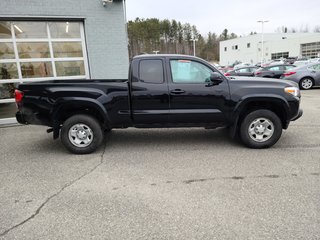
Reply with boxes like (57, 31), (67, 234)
(15, 54), (302, 154)
(282, 62), (320, 90)
(293, 57), (310, 67)
(224, 66), (258, 77)
(254, 64), (296, 79)
(233, 63), (252, 69)
(284, 57), (298, 64)
(308, 58), (320, 63)
(218, 65), (233, 73)
(261, 59), (285, 67)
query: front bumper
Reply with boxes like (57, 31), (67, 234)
(291, 109), (303, 121)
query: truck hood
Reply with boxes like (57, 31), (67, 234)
(227, 76), (299, 88)
(226, 76), (301, 101)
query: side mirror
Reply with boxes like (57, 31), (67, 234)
(209, 72), (224, 85)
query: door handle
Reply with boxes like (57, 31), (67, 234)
(170, 89), (185, 94)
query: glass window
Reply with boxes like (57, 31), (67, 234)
(139, 60), (164, 84)
(170, 60), (213, 83)
(14, 22), (47, 39)
(271, 52), (289, 60)
(314, 64), (320, 70)
(224, 47), (227, 52)
(268, 66), (280, 71)
(309, 64), (320, 70)
(0, 63), (18, 80)
(0, 83), (18, 99)
(0, 21), (88, 105)
(0, 43), (15, 59)
(285, 65), (295, 70)
(237, 68), (250, 73)
(50, 22), (81, 38)
(21, 62), (53, 78)
(249, 67), (257, 72)
(55, 61), (85, 77)
(0, 22), (12, 39)
(17, 42), (50, 59)
(52, 42), (83, 58)
(0, 102), (18, 118)
(247, 43), (251, 48)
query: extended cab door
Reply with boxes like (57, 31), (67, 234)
(130, 58), (170, 125)
(167, 58), (230, 125)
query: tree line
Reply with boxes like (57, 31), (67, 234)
(127, 18), (238, 62)
(127, 18), (320, 62)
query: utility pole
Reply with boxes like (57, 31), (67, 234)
(257, 20), (269, 64)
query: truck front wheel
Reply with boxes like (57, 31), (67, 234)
(240, 110), (282, 149)
(61, 114), (104, 154)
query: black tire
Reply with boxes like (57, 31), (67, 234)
(240, 110), (282, 149)
(61, 114), (104, 154)
(299, 77), (314, 90)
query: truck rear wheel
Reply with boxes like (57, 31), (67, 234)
(240, 110), (282, 149)
(61, 114), (104, 154)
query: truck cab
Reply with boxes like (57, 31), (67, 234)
(130, 55), (230, 127)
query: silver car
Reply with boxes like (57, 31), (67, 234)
(282, 63), (320, 90)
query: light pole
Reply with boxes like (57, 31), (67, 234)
(190, 35), (198, 56)
(257, 20), (269, 64)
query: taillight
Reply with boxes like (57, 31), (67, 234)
(224, 72), (231, 76)
(15, 89), (24, 104)
(283, 71), (296, 77)
(255, 72), (261, 75)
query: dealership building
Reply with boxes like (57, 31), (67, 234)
(219, 33), (320, 66)
(0, 0), (129, 124)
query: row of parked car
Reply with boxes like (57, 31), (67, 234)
(222, 61), (320, 90)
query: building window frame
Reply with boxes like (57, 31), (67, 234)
(0, 20), (89, 115)
(0, 21), (89, 84)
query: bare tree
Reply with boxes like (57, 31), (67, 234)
(300, 24), (309, 33)
(314, 25), (320, 33)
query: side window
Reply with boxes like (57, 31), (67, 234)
(311, 64), (320, 71)
(237, 68), (249, 73)
(170, 60), (213, 83)
(139, 60), (164, 84)
(268, 66), (280, 71)
(285, 65), (294, 70)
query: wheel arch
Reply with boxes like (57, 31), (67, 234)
(50, 98), (111, 138)
(230, 96), (290, 138)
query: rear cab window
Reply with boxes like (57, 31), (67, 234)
(139, 59), (164, 84)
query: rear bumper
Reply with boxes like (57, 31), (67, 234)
(16, 111), (27, 124)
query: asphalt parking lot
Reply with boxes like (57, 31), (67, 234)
(0, 89), (320, 240)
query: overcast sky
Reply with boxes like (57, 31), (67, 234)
(126, 0), (319, 36)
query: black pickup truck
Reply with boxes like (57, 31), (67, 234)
(15, 54), (303, 154)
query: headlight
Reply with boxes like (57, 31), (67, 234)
(284, 87), (300, 97)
